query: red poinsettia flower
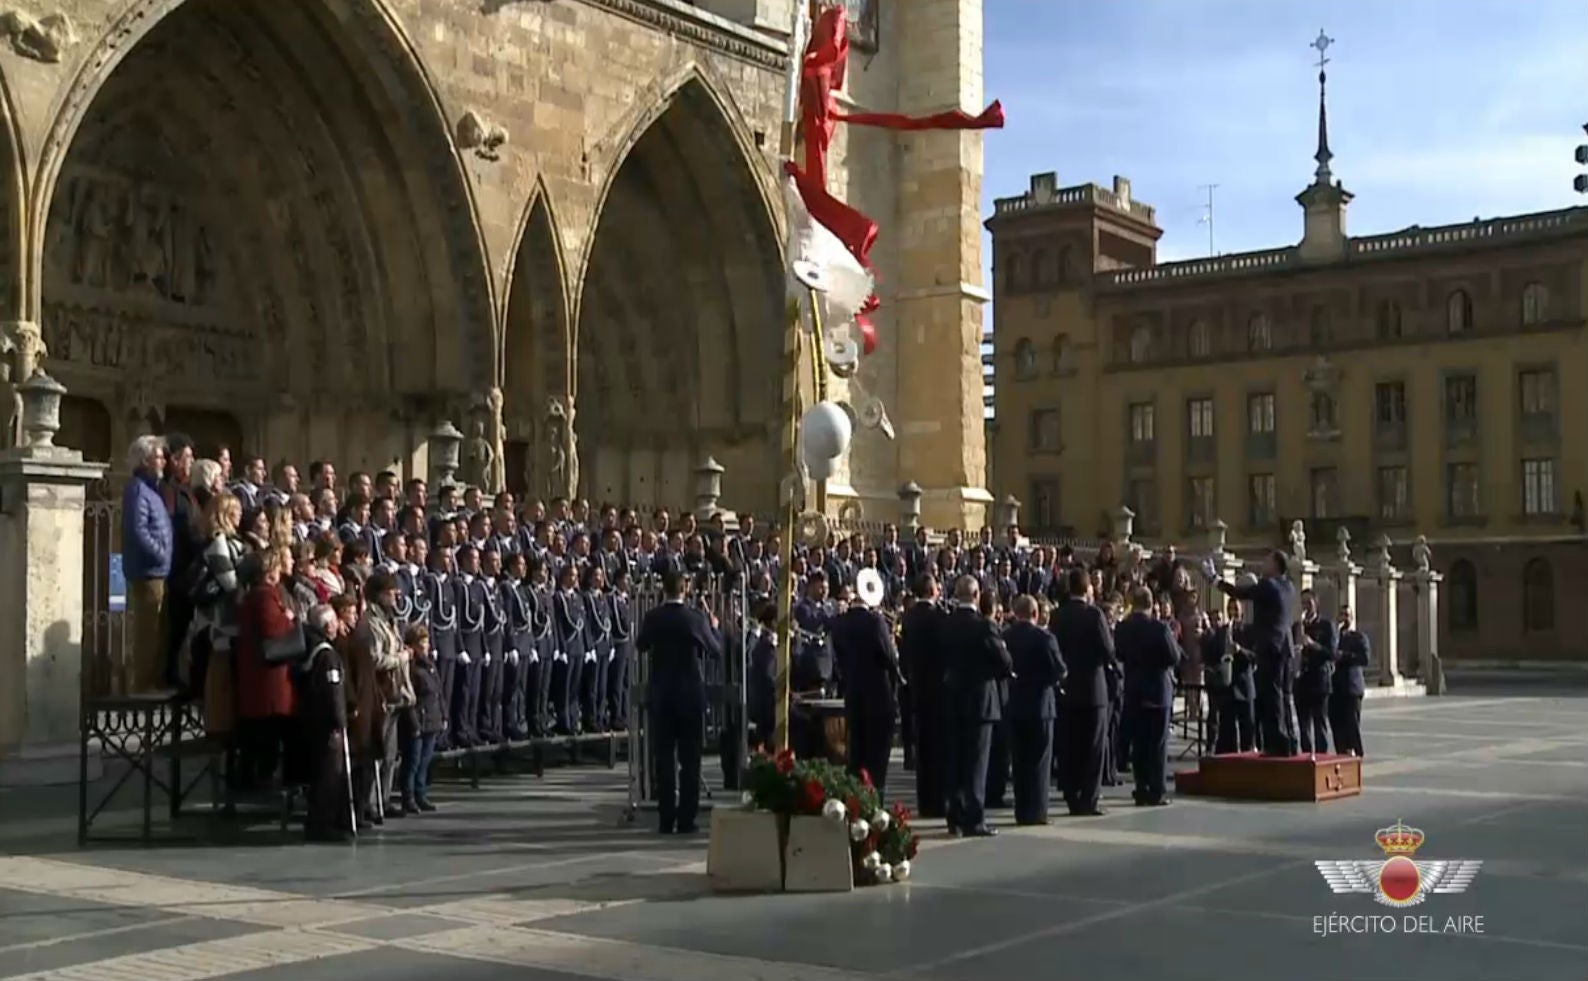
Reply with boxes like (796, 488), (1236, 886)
(775, 749), (796, 775)
(859, 768), (873, 788)
(845, 794), (860, 816)
(907, 838), (919, 859)
(892, 803), (912, 822)
(800, 778), (826, 812)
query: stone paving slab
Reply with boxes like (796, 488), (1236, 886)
(0, 915), (267, 980)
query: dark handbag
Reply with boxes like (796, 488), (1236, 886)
(262, 624), (308, 664)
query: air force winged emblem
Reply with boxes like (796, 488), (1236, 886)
(1315, 821), (1482, 908)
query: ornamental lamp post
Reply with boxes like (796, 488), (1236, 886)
(428, 420), (464, 489)
(17, 372), (67, 449)
(1574, 123), (1588, 194)
(898, 480), (924, 532)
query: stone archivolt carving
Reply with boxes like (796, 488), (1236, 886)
(2, 8), (76, 62)
(56, 175), (221, 307)
(456, 110), (508, 162)
(41, 301), (252, 385)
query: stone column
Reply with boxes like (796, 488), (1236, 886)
(892, 0), (995, 529)
(1362, 535), (1403, 689)
(694, 456), (725, 521)
(1320, 528), (1361, 623)
(1409, 566), (1446, 696)
(0, 374), (108, 785)
(898, 480), (924, 533)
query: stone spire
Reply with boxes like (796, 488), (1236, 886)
(1296, 30), (1351, 262)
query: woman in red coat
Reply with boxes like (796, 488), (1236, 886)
(235, 545), (301, 790)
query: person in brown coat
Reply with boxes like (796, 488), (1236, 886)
(345, 572), (405, 827)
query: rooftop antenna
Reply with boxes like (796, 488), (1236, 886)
(1197, 184), (1219, 256)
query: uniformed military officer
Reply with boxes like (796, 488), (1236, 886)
(941, 575), (1012, 837)
(1049, 567), (1115, 815)
(1329, 605), (1370, 757)
(1215, 550), (1298, 756)
(1005, 594), (1066, 825)
(453, 544), (487, 748)
(1209, 597), (1256, 753)
(421, 546), (459, 751)
(636, 570), (722, 835)
(300, 604), (352, 843)
(1295, 589), (1337, 754)
(477, 549), (508, 743)
(831, 580), (906, 796)
(792, 572), (837, 695)
(580, 565), (613, 731)
(502, 551), (533, 740)
(1116, 585), (1181, 806)
(552, 563), (586, 734)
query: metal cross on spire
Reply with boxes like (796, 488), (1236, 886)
(1310, 29), (1335, 184)
(1312, 29), (1333, 73)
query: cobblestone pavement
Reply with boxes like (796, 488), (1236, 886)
(2, 678), (1585, 981)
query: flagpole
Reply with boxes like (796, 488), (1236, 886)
(772, 0), (809, 754)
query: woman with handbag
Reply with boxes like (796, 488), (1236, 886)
(235, 546), (303, 791)
(194, 492), (249, 741)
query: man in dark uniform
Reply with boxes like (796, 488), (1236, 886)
(1295, 589), (1337, 754)
(941, 575), (1012, 837)
(900, 574), (947, 818)
(636, 571), (721, 834)
(1049, 567), (1115, 816)
(1005, 594), (1065, 825)
(1116, 585), (1181, 806)
(1214, 551), (1298, 756)
(300, 604), (352, 843)
(421, 546), (459, 751)
(1209, 597), (1256, 753)
(832, 579), (906, 796)
(1329, 605), (1370, 757)
(792, 572), (837, 695)
(453, 544), (486, 748)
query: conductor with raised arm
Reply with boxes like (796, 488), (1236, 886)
(636, 570), (721, 834)
(1048, 567), (1115, 816)
(1213, 550), (1298, 756)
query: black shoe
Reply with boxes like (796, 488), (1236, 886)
(945, 825), (963, 838)
(658, 825), (675, 835)
(677, 824), (700, 835)
(386, 802), (407, 819)
(306, 829), (353, 844)
(415, 798), (437, 812)
(1070, 806), (1107, 816)
(965, 825), (998, 837)
(1015, 818), (1051, 826)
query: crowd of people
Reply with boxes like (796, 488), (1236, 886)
(114, 431), (1372, 843)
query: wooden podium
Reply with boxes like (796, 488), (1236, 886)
(1175, 752), (1362, 802)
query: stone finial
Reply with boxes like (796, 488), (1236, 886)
(2, 10), (75, 63)
(1109, 505), (1135, 543)
(18, 371), (66, 449)
(694, 456), (725, 519)
(998, 494), (1021, 530)
(898, 480), (923, 531)
(1371, 533), (1394, 572)
(429, 420), (465, 488)
(1334, 525), (1352, 564)
(1207, 518), (1229, 553)
(456, 109), (509, 161)
(1412, 534), (1432, 573)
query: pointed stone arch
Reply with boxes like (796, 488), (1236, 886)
(501, 180), (572, 498)
(0, 68), (24, 323)
(574, 65), (784, 513)
(29, 0), (497, 420)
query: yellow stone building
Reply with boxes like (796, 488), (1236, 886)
(987, 92), (1586, 663)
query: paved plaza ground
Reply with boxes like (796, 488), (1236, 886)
(2, 674), (1585, 981)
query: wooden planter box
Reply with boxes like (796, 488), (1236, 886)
(707, 809), (787, 893)
(783, 814), (855, 893)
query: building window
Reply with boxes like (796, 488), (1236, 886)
(1188, 476), (1215, 530)
(1129, 324), (1152, 364)
(1247, 312), (1272, 354)
(1187, 397), (1214, 439)
(1446, 289), (1473, 334)
(1056, 246), (1073, 284)
(1375, 380), (1407, 447)
(1448, 559), (1478, 631)
(1443, 373), (1477, 442)
(1052, 334), (1074, 375)
(1309, 305), (1331, 348)
(1247, 393), (1275, 434)
(1247, 473), (1276, 528)
(1029, 408), (1061, 452)
(1376, 299), (1403, 340)
(1310, 467), (1338, 519)
(1028, 477), (1059, 531)
(1032, 248), (1052, 287)
(1013, 338), (1037, 380)
(1377, 465), (1409, 520)
(1129, 402), (1156, 443)
(1523, 558), (1554, 632)
(1126, 478), (1157, 533)
(1445, 463), (1481, 519)
(1004, 253), (1024, 292)
(1518, 368), (1557, 441)
(1188, 319), (1211, 358)
(1522, 458), (1558, 516)
(1521, 281), (1548, 326)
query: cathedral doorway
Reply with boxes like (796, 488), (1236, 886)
(572, 76), (784, 517)
(36, 0), (495, 470)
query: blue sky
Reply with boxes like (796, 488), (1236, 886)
(982, 0), (1588, 263)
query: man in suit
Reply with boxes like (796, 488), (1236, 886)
(1005, 594), (1066, 825)
(1295, 589), (1337, 754)
(940, 575), (1012, 837)
(1329, 605), (1370, 757)
(636, 570), (722, 834)
(1209, 597), (1256, 753)
(1215, 550), (1298, 756)
(900, 574), (948, 818)
(1116, 585), (1182, 806)
(1048, 567), (1115, 816)
(832, 581), (906, 796)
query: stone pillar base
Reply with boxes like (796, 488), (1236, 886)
(0, 740), (98, 787)
(919, 485), (995, 531)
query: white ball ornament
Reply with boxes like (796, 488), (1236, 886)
(821, 799), (847, 822)
(862, 851), (881, 870)
(872, 810), (891, 832)
(799, 401), (852, 480)
(894, 860), (911, 881)
(741, 791), (755, 809)
(849, 819), (870, 843)
(875, 863), (893, 883)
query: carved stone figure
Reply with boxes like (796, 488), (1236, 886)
(132, 187), (170, 296)
(483, 387), (507, 495)
(0, 321), (45, 449)
(1412, 535), (1432, 573)
(2, 9), (76, 63)
(461, 417), (493, 492)
(1335, 525), (1352, 565)
(1288, 519), (1307, 564)
(72, 181), (116, 289)
(456, 110), (509, 161)
(544, 396), (578, 500)
(0, 332), (16, 450)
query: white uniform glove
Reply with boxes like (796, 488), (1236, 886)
(528, 649), (540, 664)
(507, 649), (520, 666)
(584, 650), (597, 663)
(555, 649), (567, 663)
(483, 650), (492, 665)
(459, 650), (472, 666)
